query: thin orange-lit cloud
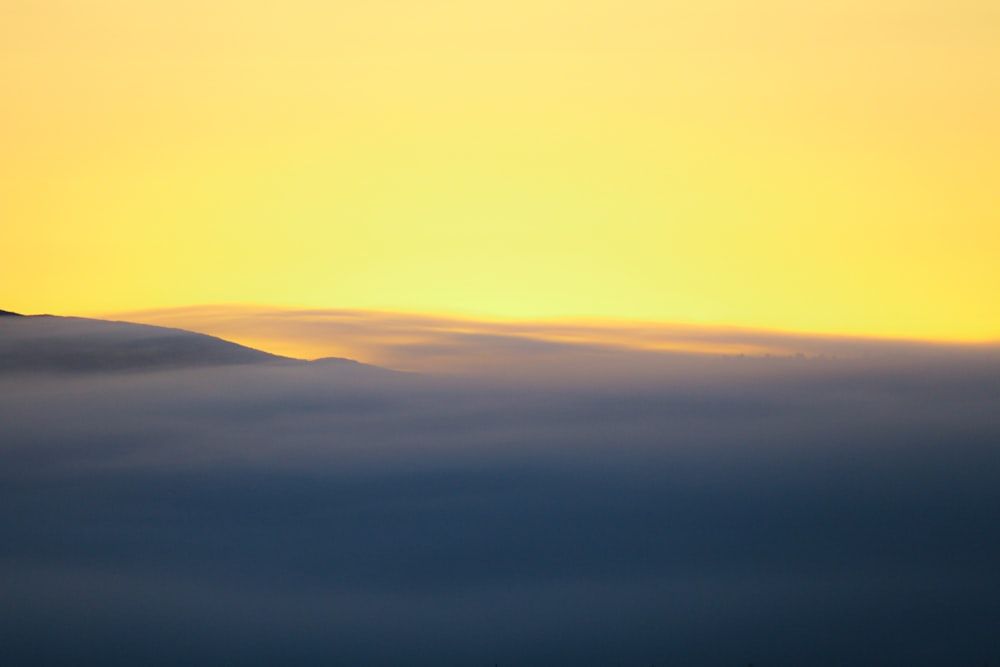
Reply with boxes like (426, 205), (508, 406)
(106, 305), (998, 376)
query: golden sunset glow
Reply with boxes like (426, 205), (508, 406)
(3, 0), (999, 341)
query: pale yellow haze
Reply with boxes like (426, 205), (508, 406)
(3, 0), (998, 340)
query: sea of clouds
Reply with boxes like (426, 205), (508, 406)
(2, 328), (999, 666)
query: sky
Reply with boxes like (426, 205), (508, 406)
(3, 0), (999, 342)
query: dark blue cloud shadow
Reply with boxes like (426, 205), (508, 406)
(1, 347), (999, 666)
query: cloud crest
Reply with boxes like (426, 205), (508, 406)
(109, 305), (1000, 376)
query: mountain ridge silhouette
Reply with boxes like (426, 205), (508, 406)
(0, 313), (380, 375)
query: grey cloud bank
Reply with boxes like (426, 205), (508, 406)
(2, 315), (999, 665)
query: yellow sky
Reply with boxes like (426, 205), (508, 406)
(3, 0), (998, 340)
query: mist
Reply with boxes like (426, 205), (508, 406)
(2, 339), (999, 665)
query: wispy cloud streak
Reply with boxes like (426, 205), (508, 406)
(107, 305), (1000, 375)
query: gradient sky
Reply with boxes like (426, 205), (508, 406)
(3, 0), (998, 340)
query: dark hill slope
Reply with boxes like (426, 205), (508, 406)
(0, 315), (294, 374)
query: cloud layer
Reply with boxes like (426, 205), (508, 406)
(2, 340), (999, 665)
(110, 305), (1000, 376)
